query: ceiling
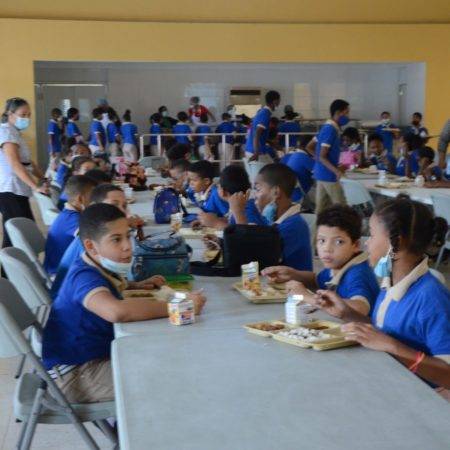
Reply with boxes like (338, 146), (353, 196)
(2, 0), (450, 24)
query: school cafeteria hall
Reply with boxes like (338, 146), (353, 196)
(0, 1), (449, 449)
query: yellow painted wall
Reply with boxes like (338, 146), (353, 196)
(0, 18), (449, 157)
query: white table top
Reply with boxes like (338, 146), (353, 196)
(112, 330), (450, 450)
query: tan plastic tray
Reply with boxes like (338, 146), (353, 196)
(233, 282), (288, 304)
(179, 228), (223, 239)
(244, 319), (357, 351)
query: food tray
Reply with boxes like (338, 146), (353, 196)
(375, 182), (413, 189)
(244, 320), (357, 351)
(179, 228), (223, 239)
(233, 282), (288, 304)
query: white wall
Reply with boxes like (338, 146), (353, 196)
(35, 62), (425, 132)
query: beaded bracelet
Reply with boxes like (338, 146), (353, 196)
(408, 352), (426, 373)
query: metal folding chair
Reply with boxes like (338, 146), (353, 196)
(431, 194), (450, 269)
(33, 192), (59, 226)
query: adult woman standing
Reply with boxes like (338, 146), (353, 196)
(0, 97), (48, 247)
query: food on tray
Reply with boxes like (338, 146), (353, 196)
(241, 261), (261, 295)
(278, 326), (332, 343)
(250, 322), (286, 332)
(123, 289), (154, 298)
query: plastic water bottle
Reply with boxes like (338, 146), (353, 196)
(415, 175), (425, 187)
(378, 170), (387, 186)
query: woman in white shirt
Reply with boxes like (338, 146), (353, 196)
(0, 97), (48, 247)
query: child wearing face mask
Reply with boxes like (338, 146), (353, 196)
(262, 204), (379, 316)
(375, 111), (400, 154)
(42, 203), (207, 403)
(395, 133), (423, 178)
(339, 127), (363, 169)
(407, 112), (429, 140)
(44, 175), (98, 275)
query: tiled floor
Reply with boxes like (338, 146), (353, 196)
(0, 200), (448, 449)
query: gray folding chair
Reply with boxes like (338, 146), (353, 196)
(32, 192), (59, 226)
(5, 217), (52, 288)
(431, 194), (450, 269)
(302, 213), (316, 247)
(0, 278), (117, 450)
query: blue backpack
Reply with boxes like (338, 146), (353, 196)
(153, 188), (181, 224)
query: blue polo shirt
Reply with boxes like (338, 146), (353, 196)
(234, 123), (247, 144)
(317, 258), (380, 312)
(54, 162), (70, 188)
(121, 122), (138, 145)
(282, 151), (314, 194)
(149, 123), (162, 145)
(66, 120), (82, 139)
(369, 153), (397, 172)
(216, 121), (235, 144)
(313, 121), (341, 182)
(43, 207), (80, 275)
(43, 255), (121, 369)
(173, 123), (192, 144)
(372, 271), (450, 364)
(245, 107), (272, 154)
(106, 122), (120, 144)
(375, 124), (397, 152)
(407, 125), (429, 138)
(279, 121), (301, 148)
(198, 185), (229, 217)
(47, 120), (62, 153)
(228, 198), (267, 226)
(89, 120), (106, 147)
(195, 125), (211, 146)
(395, 151), (420, 177)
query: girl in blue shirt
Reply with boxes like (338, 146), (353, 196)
(149, 113), (163, 156)
(88, 107), (106, 154)
(306, 196), (450, 395)
(66, 107), (83, 143)
(120, 109), (138, 162)
(395, 133), (422, 178)
(106, 111), (121, 157)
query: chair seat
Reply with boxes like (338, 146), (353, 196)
(14, 373), (115, 424)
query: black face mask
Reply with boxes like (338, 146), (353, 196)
(412, 120), (420, 126)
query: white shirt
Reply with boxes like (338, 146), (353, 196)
(0, 123), (33, 197)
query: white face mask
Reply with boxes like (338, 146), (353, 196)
(381, 118), (390, 126)
(349, 143), (359, 151)
(99, 256), (132, 276)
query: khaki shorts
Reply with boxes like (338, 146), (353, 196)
(55, 358), (114, 404)
(244, 152), (273, 184)
(315, 180), (347, 214)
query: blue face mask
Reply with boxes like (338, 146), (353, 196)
(262, 202), (277, 224)
(374, 247), (393, 278)
(337, 115), (350, 127)
(99, 256), (132, 277)
(14, 117), (30, 130)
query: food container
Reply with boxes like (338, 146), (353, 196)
(285, 294), (311, 325)
(414, 175), (425, 187)
(170, 212), (183, 232)
(124, 186), (134, 199)
(168, 292), (195, 325)
(377, 170), (387, 186)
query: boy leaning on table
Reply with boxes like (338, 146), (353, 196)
(42, 203), (206, 403)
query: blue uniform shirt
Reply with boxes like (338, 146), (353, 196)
(149, 123), (162, 145)
(47, 120), (62, 153)
(369, 152), (397, 172)
(395, 151), (420, 177)
(43, 254), (124, 369)
(43, 207), (80, 275)
(173, 123), (192, 144)
(66, 120), (82, 139)
(216, 121), (235, 144)
(89, 119), (106, 147)
(407, 125), (429, 138)
(196, 184), (229, 217)
(195, 125), (212, 146)
(372, 260), (450, 369)
(106, 122), (120, 144)
(282, 151), (314, 194)
(279, 121), (301, 148)
(375, 124), (397, 153)
(54, 161), (70, 188)
(245, 107), (272, 154)
(313, 120), (341, 182)
(120, 122), (138, 145)
(317, 253), (380, 313)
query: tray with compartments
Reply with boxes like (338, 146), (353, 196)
(233, 282), (288, 304)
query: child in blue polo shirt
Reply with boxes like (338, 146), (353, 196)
(367, 133), (396, 174)
(278, 111), (301, 151)
(216, 113), (235, 168)
(281, 149), (314, 195)
(88, 107), (106, 154)
(173, 111), (192, 145)
(375, 111), (399, 153)
(395, 133), (422, 178)
(310, 99), (349, 213)
(263, 204), (379, 315)
(407, 112), (429, 140)
(230, 164), (313, 271)
(417, 146), (443, 180)
(106, 111), (121, 157)
(306, 196), (450, 396)
(149, 112), (163, 156)
(66, 107), (83, 143)
(195, 114), (213, 160)
(120, 109), (138, 162)
(43, 203), (207, 403)
(47, 108), (63, 158)
(44, 175), (97, 275)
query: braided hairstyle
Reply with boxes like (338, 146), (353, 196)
(374, 194), (447, 255)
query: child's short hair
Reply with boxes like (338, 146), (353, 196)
(219, 165), (250, 195)
(368, 133), (383, 144)
(265, 90), (280, 105)
(67, 107), (79, 119)
(317, 205), (362, 242)
(177, 111), (188, 122)
(123, 109), (132, 122)
(199, 113), (208, 123)
(342, 127), (360, 142)
(258, 163), (297, 197)
(84, 169), (113, 184)
(51, 108), (62, 117)
(171, 158), (190, 172)
(188, 160), (214, 180)
(71, 156), (93, 173)
(222, 112), (231, 121)
(166, 143), (190, 162)
(412, 112), (423, 120)
(150, 113), (161, 123)
(330, 99), (349, 116)
(418, 146), (435, 162)
(380, 111), (390, 117)
(90, 184), (123, 204)
(79, 203), (126, 243)
(92, 107), (103, 119)
(284, 111), (296, 121)
(64, 175), (97, 201)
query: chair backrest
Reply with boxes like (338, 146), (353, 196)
(0, 248), (51, 310)
(33, 192), (59, 226)
(0, 278), (37, 358)
(431, 194), (450, 224)
(341, 179), (374, 206)
(429, 268), (446, 285)
(139, 156), (166, 169)
(302, 213), (317, 246)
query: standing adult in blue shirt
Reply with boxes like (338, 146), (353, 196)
(216, 112), (236, 169)
(309, 99), (349, 213)
(278, 111), (301, 151)
(149, 112), (163, 156)
(244, 91), (281, 180)
(407, 112), (429, 140)
(375, 111), (399, 154)
(66, 107), (83, 143)
(88, 107), (106, 155)
(120, 109), (138, 162)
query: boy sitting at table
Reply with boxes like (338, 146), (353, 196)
(43, 203), (207, 403)
(417, 146), (443, 181)
(262, 204), (379, 315)
(367, 133), (397, 174)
